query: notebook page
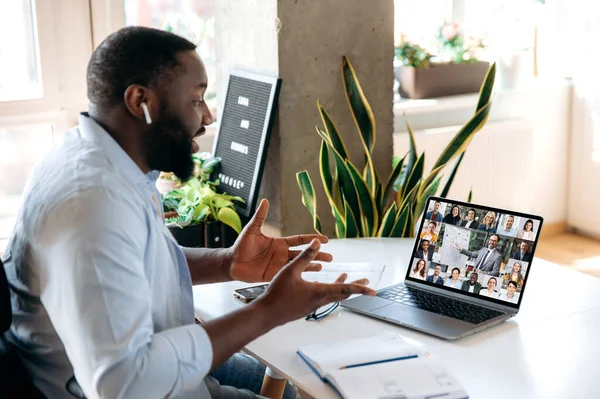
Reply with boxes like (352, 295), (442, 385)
(327, 356), (467, 399)
(298, 332), (425, 374)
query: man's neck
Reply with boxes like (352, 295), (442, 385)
(89, 107), (150, 174)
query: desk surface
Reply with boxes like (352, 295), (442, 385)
(193, 238), (600, 399)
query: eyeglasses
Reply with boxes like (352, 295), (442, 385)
(306, 302), (340, 321)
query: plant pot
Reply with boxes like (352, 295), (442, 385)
(395, 61), (490, 99)
(168, 224), (206, 248)
(168, 222), (239, 248)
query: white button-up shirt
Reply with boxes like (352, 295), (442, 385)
(2, 114), (213, 398)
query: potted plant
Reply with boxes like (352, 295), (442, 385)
(394, 23), (489, 99)
(158, 152), (245, 248)
(296, 56), (495, 238)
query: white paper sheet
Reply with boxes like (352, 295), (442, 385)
(301, 262), (386, 289)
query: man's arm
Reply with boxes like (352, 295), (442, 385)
(203, 239), (375, 370)
(490, 254), (502, 276)
(40, 189), (214, 398)
(460, 248), (478, 258)
(182, 247), (234, 285)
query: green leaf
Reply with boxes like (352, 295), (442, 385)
(347, 161), (379, 236)
(318, 102), (349, 160)
(330, 147), (362, 234)
(344, 195), (360, 238)
(319, 140), (343, 217)
(212, 197), (233, 209)
(334, 208), (347, 238)
(315, 127), (332, 147)
(383, 154), (406, 211)
(193, 203), (210, 220)
(296, 171), (323, 234)
(377, 202), (397, 237)
(398, 180), (420, 215)
(415, 175), (443, 224)
(404, 152), (425, 199)
(440, 151), (466, 198)
(418, 164), (445, 197)
(342, 55), (376, 153)
(468, 188), (473, 203)
(398, 116), (417, 195)
(217, 207), (243, 234)
(476, 62), (497, 113)
(342, 56), (377, 194)
(432, 63), (496, 170)
(390, 203), (411, 237)
(432, 102), (491, 171)
(375, 178), (384, 216)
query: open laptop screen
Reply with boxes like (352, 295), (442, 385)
(405, 197), (543, 309)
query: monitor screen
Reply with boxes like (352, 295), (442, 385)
(406, 197), (543, 308)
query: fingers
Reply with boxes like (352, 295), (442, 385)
(288, 250), (333, 263)
(327, 283), (377, 298)
(332, 275), (368, 285)
(304, 263), (323, 273)
(285, 234), (329, 247)
(288, 239), (321, 275)
(244, 199), (269, 234)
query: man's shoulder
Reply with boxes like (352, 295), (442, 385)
(20, 127), (145, 224)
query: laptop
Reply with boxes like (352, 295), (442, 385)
(341, 196), (543, 340)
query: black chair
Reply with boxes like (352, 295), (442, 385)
(0, 258), (46, 398)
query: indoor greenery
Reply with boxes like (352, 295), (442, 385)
(161, 153), (244, 234)
(296, 56), (495, 238)
(436, 22), (486, 64)
(394, 38), (433, 68)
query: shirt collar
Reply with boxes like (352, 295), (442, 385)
(78, 112), (159, 192)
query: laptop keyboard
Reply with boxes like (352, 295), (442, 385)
(378, 285), (504, 325)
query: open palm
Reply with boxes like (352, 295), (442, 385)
(230, 199), (333, 282)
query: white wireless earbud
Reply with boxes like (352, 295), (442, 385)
(140, 102), (152, 125)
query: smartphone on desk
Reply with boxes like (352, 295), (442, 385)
(233, 284), (269, 303)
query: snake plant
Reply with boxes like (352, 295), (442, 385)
(297, 56), (496, 238)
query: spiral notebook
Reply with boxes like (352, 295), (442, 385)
(297, 332), (468, 399)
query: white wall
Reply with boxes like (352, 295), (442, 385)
(393, 82), (572, 225)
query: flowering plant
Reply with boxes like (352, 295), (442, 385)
(394, 36), (433, 68)
(437, 22), (485, 63)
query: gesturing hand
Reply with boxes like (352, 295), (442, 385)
(254, 239), (377, 326)
(229, 199), (333, 283)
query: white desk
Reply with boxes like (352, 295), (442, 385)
(193, 238), (600, 399)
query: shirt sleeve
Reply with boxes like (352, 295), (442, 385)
(36, 187), (213, 398)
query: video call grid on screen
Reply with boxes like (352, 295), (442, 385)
(406, 197), (543, 308)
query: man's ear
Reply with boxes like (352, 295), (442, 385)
(124, 85), (157, 124)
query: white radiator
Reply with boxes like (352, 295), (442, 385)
(393, 119), (535, 211)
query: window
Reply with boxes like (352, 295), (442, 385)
(123, 0), (218, 116)
(0, 0), (92, 251)
(0, 0), (42, 102)
(394, 0), (451, 50)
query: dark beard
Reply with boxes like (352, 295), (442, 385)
(144, 115), (195, 182)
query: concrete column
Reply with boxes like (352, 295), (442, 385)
(215, 0), (394, 237)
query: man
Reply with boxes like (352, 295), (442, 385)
(461, 272), (482, 294)
(1, 27), (375, 399)
(454, 234), (502, 276)
(426, 264), (444, 285)
(459, 208), (477, 228)
(512, 241), (532, 262)
(499, 281), (519, 303)
(497, 215), (517, 237)
(415, 239), (433, 261)
(425, 201), (443, 222)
